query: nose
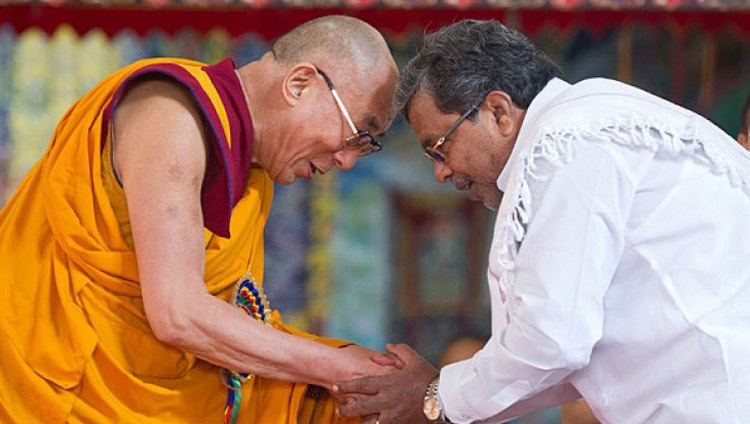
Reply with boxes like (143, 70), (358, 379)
(433, 161), (453, 183)
(334, 148), (358, 171)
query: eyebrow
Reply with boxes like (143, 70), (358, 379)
(419, 134), (440, 149)
(365, 115), (384, 136)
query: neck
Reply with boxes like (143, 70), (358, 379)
(235, 65), (264, 165)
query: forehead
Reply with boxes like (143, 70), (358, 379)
(341, 82), (391, 136)
(359, 72), (398, 136)
(407, 92), (441, 121)
(407, 92), (452, 145)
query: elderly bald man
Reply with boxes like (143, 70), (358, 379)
(0, 15), (398, 424)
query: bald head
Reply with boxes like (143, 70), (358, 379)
(271, 15), (391, 76)
(267, 15), (399, 135)
(237, 15), (398, 182)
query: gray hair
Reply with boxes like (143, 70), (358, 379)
(396, 20), (562, 121)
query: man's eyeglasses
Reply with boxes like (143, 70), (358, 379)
(315, 68), (382, 157)
(424, 103), (480, 163)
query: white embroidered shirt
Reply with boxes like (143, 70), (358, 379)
(440, 78), (750, 424)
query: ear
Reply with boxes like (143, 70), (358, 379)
(484, 91), (521, 138)
(739, 133), (750, 150)
(281, 63), (318, 106)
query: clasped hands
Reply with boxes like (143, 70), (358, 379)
(335, 344), (440, 424)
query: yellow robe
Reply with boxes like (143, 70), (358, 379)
(0, 58), (356, 424)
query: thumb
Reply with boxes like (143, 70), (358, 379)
(385, 343), (419, 360)
(370, 352), (396, 366)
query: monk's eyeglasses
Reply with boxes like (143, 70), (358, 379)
(315, 68), (382, 157)
(424, 103), (481, 163)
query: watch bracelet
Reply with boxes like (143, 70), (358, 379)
(425, 376), (453, 423)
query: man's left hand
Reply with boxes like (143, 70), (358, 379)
(334, 343), (439, 424)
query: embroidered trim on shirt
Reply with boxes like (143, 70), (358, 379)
(496, 114), (750, 309)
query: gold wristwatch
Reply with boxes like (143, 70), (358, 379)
(423, 376), (443, 422)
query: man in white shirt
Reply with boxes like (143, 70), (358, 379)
(335, 19), (750, 424)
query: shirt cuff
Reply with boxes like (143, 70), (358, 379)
(439, 359), (535, 423)
(439, 362), (478, 424)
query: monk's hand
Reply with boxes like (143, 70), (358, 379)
(328, 344), (402, 401)
(334, 344), (438, 424)
(340, 344), (402, 371)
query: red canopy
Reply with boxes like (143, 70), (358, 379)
(2, 3), (749, 39)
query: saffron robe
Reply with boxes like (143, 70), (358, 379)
(0, 58), (356, 424)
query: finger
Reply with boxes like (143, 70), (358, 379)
(336, 395), (358, 418)
(382, 344), (407, 367)
(327, 387), (345, 402)
(369, 353), (396, 366)
(380, 411), (408, 424)
(359, 413), (379, 424)
(384, 352), (406, 369)
(385, 343), (419, 360)
(334, 376), (381, 395)
(370, 352), (405, 369)
(336, 394), (384, 417)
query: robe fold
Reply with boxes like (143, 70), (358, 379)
(0, 57), (355, 424)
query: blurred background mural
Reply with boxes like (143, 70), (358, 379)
(1, 3), (749, 422)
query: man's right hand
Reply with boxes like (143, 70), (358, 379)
(334, 344), (439, 424)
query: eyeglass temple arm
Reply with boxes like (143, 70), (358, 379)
(315, 67), (359, 135)
(328, 88), (359, 135)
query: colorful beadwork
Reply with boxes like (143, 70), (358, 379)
(221, 271), (272, 424)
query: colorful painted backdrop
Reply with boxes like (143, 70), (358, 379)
(1, 3), (749, 366)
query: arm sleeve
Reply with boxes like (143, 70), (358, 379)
(442, 139), (651, 423)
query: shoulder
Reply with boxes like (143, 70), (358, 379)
(543, 79), (657, 121)
(557, 78), (649, 103)
(116, 75), (203, 133)
(121, 75), (195, 107)
(114, 57), (214, 116)
(113, 75), (208, 175)
(526, 78), (693, 141)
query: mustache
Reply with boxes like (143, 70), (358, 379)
(452, 174), (472, 191)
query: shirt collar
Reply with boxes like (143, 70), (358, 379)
(496, 78), (571, 192)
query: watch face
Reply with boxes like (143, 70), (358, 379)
(423, 398), (442, 421)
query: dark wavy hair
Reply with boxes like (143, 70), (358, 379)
(396, 20), (562, 122)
